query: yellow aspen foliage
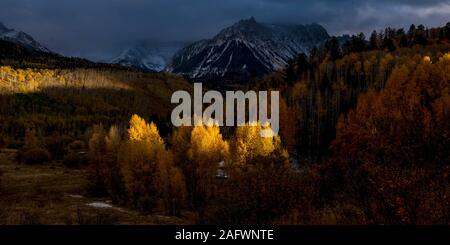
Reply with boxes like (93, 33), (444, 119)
(127, 114), (163, 145)
(232, 122), (286, 166)
(187, 124), (229, 208)
(119, 115), (187, 213)
(119, 115), (165, 209)
(439, 52), (450, 62)
(188, 124), (229, 165)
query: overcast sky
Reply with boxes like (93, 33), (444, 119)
(1, 0), (449, 60)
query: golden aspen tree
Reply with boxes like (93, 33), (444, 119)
(128, 114), (163, 144)
(208, 124), (293, 225)
(119, 114), (187, 213)
(119, 114), (164, 210)
(231, 122), (287, 166)
(439, 52), (450, 62)
(423, 56), (432, 63)
(187, 124), (229, 210)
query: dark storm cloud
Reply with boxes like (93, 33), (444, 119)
(0, 0), (449, 59)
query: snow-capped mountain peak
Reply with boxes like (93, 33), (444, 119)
(0, 22), (11, 33)
(0, 22), (50, 53)
(108, 18), (329, 79)
(109, 43), (184, 72)
(168, 18), (330, 82)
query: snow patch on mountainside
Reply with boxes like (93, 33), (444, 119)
(110, 43), (184, 72)
(168, 17), (330, 80)
(0, 22), (50, 53)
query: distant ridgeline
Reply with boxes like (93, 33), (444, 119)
(0, 40), (135, 71)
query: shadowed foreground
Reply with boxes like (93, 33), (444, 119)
(0, 150), (189, 225)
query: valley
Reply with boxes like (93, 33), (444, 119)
(0, 17), (449, 225)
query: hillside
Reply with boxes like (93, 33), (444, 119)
(244, 23), (450, 224)
(0, 39), (138, 71)
(0, 22), (449, 225)
(256, 22), (450, 161)
(0, 22), (50, 53)
(0, 64), (192, 154)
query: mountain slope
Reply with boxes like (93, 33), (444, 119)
(109, 43), (184, 72)
(0, 39), (135, 71)
(0, 22), (50, 53)
(168, 18), (329, 82)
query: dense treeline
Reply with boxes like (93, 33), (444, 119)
(85, 116), (295, 224)
(257, 22), (450, 161)
(322, 54), (450, 224)
(249, 23), (450, 223)
(0, 66), (191, 159)
(85, 51), (449, 224)
(324, 22), (450, 60)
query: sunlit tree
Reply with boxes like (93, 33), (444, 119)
(119, 114), (187, 213)
(231, 122), (287, 166)
(187, 123), (229, 210)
